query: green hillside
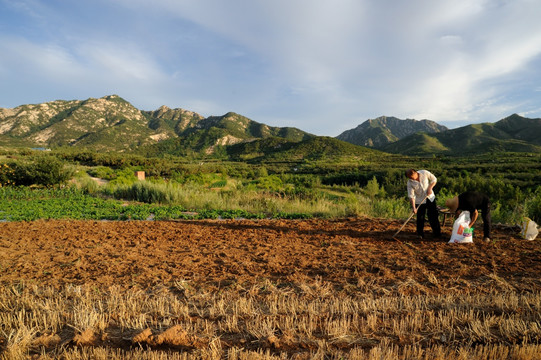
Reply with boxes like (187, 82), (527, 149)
(2, 96), (541, 158)
(142, 112), (314, 157)
(226, 136), (383, 162)
(0, 95), (158, 151)
(382, 115), (541, 155)
(382, 132), (449, 155)
(0, 97), (314, 156)
(194, 112), (312, 141)
(336, 116), (447, 148)
(493, 114), (541, 145)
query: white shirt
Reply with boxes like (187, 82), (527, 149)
(407, 170), (437, 205)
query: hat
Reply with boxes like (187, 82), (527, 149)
(445, 196), (459, 212)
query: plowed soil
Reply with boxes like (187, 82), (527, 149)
(1, 217), (539, 293)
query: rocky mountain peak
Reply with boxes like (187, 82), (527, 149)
(336, 116), (448, 149)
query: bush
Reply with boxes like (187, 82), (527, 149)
(107, 168), (137, 186)
(255, 175), (283, 192)
(364, 176), (386, 199)
(9, 157), (73, 186)
(87, 166), (115, 180)
(0, 163), (16, 186)
(525, 187), (541, 224)
(76, 176), (100, 194)
(210, 180), (227, 188)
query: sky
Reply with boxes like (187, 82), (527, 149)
(1, 0), (541, 136)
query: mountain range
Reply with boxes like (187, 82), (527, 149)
(1, 95), (540, 157)
(379, 114), (541, 155)
(336, 116), (448, 148)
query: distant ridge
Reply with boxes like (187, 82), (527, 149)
(336, 116), (448, 149)
(381, 114), (541, 155)
(1, 96), (540, 156)
(0, 95), (314, 154)
(143, 111), (314, 156)
(226, 136), (382, 162)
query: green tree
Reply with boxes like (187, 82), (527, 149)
(365, 176), (386, 198)
(12, 157), (73, 186)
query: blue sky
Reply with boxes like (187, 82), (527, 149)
(1, 0), (541, 136)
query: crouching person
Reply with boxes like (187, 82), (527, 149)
(445, 191), (491, 243)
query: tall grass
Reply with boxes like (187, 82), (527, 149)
(96, 180), (412, 220)
(5, 175), (537, 224)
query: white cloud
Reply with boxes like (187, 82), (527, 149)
(0, 37), (80, 77)
(356, 0), (541, 124)
(76, 42), (167, 82)
(0, 34), (192, 110)
(0, 35), (168, 86)
(3, 0), (541, 134)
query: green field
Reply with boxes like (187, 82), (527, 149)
(1, 149), (540, 225)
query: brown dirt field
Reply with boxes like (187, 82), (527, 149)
(1, 217), (540, 293)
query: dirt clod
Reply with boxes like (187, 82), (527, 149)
(132, 326), (206, 348)
(73, 329), (97, 346)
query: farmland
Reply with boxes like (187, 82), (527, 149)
(0, 149), (541, 359)
(1, 218), (540, 359)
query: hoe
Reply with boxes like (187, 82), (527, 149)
(392, 195), (428, 240)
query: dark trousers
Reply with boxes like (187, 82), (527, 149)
(416, 199), (441, 237)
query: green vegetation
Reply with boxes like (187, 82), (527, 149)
(0, 186), (290, 221)
(0, 155), (73, 186)
(1, 148), (540, 225)
(383, 115), (541, 155)
(2, 96), (540, 158)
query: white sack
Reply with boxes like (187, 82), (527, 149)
(520, 217), (539, 241)
(449, 211), (474, 243)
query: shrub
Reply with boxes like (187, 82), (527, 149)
(87, 166), (115, 180)
(9, 157), (73, 186)
(255, 175), (283, 192)
(0, 163), (15, 186)
(210, 180), (227, 188)
(364, 176), (386, 199)
(76, 176), (100, 194)
(525, 186), (541, 224)
(107, 168), (137, 186)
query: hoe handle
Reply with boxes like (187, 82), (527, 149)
(393, 195), (429, 238)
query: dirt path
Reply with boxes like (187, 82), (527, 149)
(1, 218), (539, 293)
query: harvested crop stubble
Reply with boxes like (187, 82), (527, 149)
(0, 218), (540, 359)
